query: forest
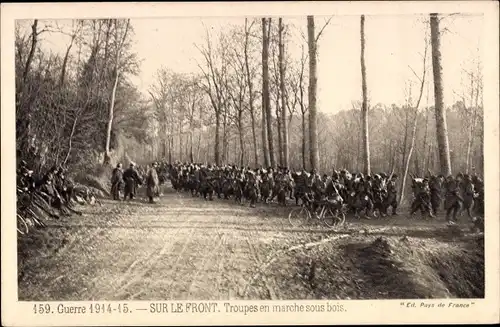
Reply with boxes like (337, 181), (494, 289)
(15, 15), (484, 202)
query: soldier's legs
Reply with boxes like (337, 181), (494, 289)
(391, 199), (398, 215)
(446, 206), (453, 222)
(250, 193), (256, 207)
(410, 199), (419, 215)
(421, 195), (434, 217)
(452, 205), (459, 222)
(431, 194), (439, 215)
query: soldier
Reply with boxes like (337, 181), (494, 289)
(444, 175), (463, 224)
(461, 174), (475, 219)
(39, 166), (63, 209)
(385, 174), (398, 215)
(111, 163), (124, 201)
(123, 162), (142, 200)
(410, 177), (434, 218)
(245, 170), (259, 208)
(472, 175), (484, 216)
(429, 174), (443, 216)
(292, 168), (309, 206)
(54, 166), (73, 205)
(146, 162), (160, 204)
(17, 165), (35, 193)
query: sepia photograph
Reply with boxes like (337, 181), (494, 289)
(2, 1), (499, 326)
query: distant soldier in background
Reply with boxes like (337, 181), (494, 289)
(123, 162), (142, 200)
(111, 163), (124, 201)
(146, 162), (160, 204)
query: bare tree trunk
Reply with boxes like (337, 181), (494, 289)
(244, 19), (259, 167)
(23, 20), (38, 83)
(63, 110), (81, 165)
(307, 16), (320, 172)
(104, 69), (119, 165)
(261, 18), (270, 167)
(422, 107), (430, 172)
(60, 36), (76, 88)
(189, 130), (194, 162)
(430, 13), (452, 176)
(222, 108), (228, 164)
(263, 18), (275, 168)
(465, 72), (480, 173)
(360, 15), (371, 175)
(276, 92), (283, 165)
(215, 111), (221, 165)
(196, 131), (202, 162)
(301, 111), (307, 170)
(279, 18), (289, 168)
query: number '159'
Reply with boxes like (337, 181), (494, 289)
(33, 304), (51, 314)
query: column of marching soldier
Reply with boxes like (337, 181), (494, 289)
(109, 161), (484, 225)
(16, 159), (484, 230)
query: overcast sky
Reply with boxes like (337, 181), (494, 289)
(19, 14), (483, 114)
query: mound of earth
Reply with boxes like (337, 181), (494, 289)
(264, 231), (484, 299)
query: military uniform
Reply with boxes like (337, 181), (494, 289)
(429, 176), (442, 216)
(385, 176), (398, 215)
(444, 177), (463, 222)
(111, 164), (124, 200)
(410, 178), (434, 217)
(461, 175), (475, 218)
(123, 164), (142, 200)
(472, 176), (484, 216)
(146, 163), (160, 203)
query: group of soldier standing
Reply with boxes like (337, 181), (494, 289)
(110, 161), (161, 203)
(110, 160), (484, 225)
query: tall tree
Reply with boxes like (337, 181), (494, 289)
(262, 18), (274, 167)
(196, 29), (226, 166)
(307, 16), (319, 172)
(244, 18), (259, 167)
(279, 18), (289, 168)
(104, 19), (131, 165)
(430, 13), (452, 176)
(360, 15), (371, 175)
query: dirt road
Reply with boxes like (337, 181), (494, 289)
(18, 187), (321, 301)
(18, 186), (474, 301)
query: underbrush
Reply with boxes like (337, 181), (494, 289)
(17, 162), (113, 280)
(71, 163), (112, 197)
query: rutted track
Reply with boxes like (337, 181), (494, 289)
(18, 188), (315, 300)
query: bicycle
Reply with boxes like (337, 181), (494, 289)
(288, 195), (346, 228)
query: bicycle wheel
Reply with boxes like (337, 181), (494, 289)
(288, 207), (310, 227)
(323, 206), (345, 228)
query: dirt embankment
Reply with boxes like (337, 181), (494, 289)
(264, 231), (484, 299)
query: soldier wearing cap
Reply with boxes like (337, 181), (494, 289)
(111, 163), (124, 200)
